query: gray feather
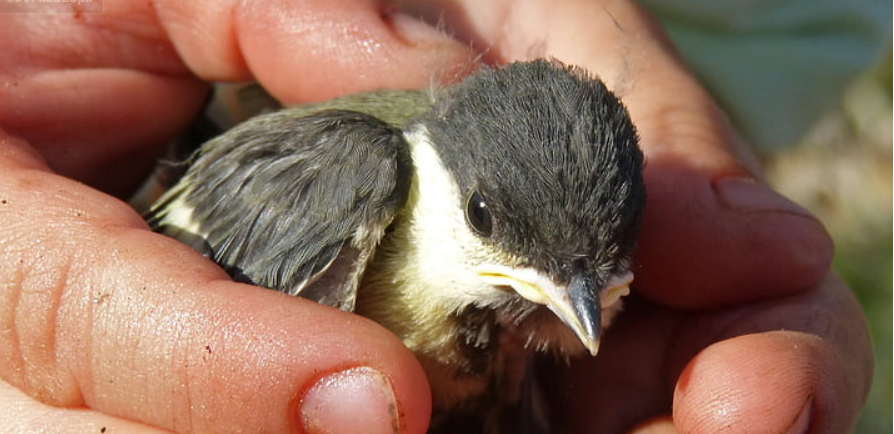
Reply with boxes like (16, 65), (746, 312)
(147, 108), (414, 311)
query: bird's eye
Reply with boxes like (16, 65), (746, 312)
(465, 190), (493, 236)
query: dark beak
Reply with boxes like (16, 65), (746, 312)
(566, 273), (602, 356)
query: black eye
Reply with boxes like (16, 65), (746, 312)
(465, 190), (493, 236)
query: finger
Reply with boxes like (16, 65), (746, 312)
(670, 274), (872, 434)
(554, 274), (871, 434)
(673, 333), (819, 434)
(555, 272), (869, 433)
(151, 0), (481, 103)
(1, 0), (479, 191)
(400, 0), (833, 308)
(0, 380), (173, 434)
(549, 299), (680, 434)
(0, 131), (431, 433)
(0, 5), (209, 194)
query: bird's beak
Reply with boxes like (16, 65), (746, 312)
(476, 265), (633, 356)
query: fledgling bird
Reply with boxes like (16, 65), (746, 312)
(146, 59), (645, 433)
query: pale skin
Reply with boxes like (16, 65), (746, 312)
(0, 1), (872, 433)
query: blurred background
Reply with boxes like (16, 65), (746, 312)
(763, 49), (891, 434)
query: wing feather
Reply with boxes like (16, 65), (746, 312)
(147, 109), (413, 312)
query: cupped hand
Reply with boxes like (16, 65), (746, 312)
(0, 1), (872, 433)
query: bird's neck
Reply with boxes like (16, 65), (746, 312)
(356, 248), (501, 409)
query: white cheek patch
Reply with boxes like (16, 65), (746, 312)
(402, 126), (467, 246)
(398, 126), (499, 309)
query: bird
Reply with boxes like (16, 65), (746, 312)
(146, 59), (646, 433)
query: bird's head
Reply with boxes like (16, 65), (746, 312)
(396, 60), (645, 357)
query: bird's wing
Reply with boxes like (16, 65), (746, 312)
(146, 108), (413, 312)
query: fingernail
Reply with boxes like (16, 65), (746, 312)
(300, 367), (400, 434)
(714, 177), (813, 217)
(784, 397), (813, 434)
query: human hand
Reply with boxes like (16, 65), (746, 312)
(0, 1), (872, 434)
(0, 1), (469, 432)
(432, 2), (868, 433)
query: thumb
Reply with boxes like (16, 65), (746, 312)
(0, 131), (430, 434)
